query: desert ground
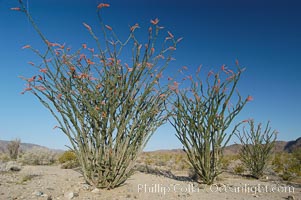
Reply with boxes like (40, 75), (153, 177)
(0, 164), (300, 200)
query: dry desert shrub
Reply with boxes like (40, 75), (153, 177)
(236, 120), (277, 179)
(18, 147), (58, 165)
(7, 138), (21, 160)
(0, 153), (10, 162)
(137, 151), (190, 171)
(220, 154), (240, 171)
(233, 164), (245, 175)
(272, 149), (301, 181)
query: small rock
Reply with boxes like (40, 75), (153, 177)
(6, 161), (22, 171)
(91, 188), (101, 193)
(287, 195), (295, 200)
(0, 162), (5, 172)
(64, 192), (78, 200)
(33, 191), (44, 196)
(82, 183), (91, 190)
(64, 192), (73, 200)
(47, 196), (53, 200)
(0, 161), (22, 172)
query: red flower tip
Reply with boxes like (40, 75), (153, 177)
(69, 66), (76, 72)
(167, 46), (176, 51)
(176, 37), (183, 43)
(35, 86), (46, 91)
(105, 25), (112, 31)
(28, 76), (36, 82)
(159, 94), (166, 98)
(28, 61), (35, 66)
(246, 95), (253, 102)
(150, 47), (155, 54)
(83, 23), (92, 31)
(97, 3), (110, 9)
(235, 59), (239, 66)
(150, 18), (159, 25)
(208, 70), (214, 77)
(167, 31), (174, 38)
(22, 45), (30, 49)
(11, 7), (21, 11)
(182, 66), (188, 70)
(156, 72), (163, 79)
(101, 112), (107, 118)
(40, 68), (48, 73)
(130, 23), (140, 32)
(87, 59), (95, 65)
(88, 48), (94, 53)
(196, 65), (202, 73)
(57, 94), (62, 99)
(21, 87), (32, 94)
(221, 64), (226, 71)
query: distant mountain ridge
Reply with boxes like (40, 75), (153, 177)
(0, 140), (63, 153)
(284, 137), (301, 153)
(222, 137), (301, 155)
(0, 137), (300, 155)
(146, 137), (301, 155)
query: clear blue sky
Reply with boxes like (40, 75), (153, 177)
(0, 0), (300, 150)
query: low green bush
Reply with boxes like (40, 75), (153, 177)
(0, 153), (10, 162)
(272, 149), (301, 181)
(234, 164), (245, 175)
(58, 150), (79, 169)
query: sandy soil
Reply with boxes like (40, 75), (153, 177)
(0, 165), (300, 200)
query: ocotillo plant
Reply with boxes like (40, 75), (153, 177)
(169, 64), (252, 184)
(236, 120), (277, 179)
(13, 1), (181, 189)
(7, 138), (21, 160)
